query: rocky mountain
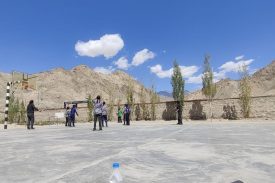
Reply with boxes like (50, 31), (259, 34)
(0, 65), (155, 110)
(1, 60), (274, 112)
(158, 90), (190, 99)
(186, 60), (275, 100)
(157, 91), (173, 98)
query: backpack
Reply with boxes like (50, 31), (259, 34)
(94, 101), (102, 114)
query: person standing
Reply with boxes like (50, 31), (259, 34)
(93, 95), (103, 131)
(65, 106), (71, 127)
(26, 100), (39, 130)
(70, 105), (78, 127)
(125, 104), (131, 126)
(102, 101), (108, 127)
(123, 104), (127, 125)
(117, 107), (123, 123)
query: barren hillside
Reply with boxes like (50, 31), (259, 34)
(186, 60), (275, 100)
(0, 65), (154, 110)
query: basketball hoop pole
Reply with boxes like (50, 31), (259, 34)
(4, 81), (21, 129)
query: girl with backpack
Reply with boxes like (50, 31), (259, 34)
(93, 95), (103, 131)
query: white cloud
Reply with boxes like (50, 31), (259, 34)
(94, 66), (115, 74)
(219, 59), (254, 73)
(179, 66), (199, 78)
(150, 64), (199, 79)
(150, 56), (254, 86)
(75, 34), (124, 59)
(235, 55), (244, 60)
(114, 57), (130, 70)
(150, 64), (173, 78)
(214, 70), (227, 80)
(186, 74), (202, 84)
(132, 49), (155, 66)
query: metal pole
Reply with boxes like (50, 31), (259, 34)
(4, 81), (21, 129)
(4, 82), (11, 129)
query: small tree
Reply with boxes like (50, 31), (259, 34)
(202, 55), (216, 120)
(87, 95), (93, 122)
(150, 85), (159, 121)
(117, 99), (121, 110)
(171, 61), (184, 124)
(19, 100), (26, 124)
(239, 64), (251, 118)
(108, 97), (115, 121)
(8, 95), (20, 123)
(139, 87), (149, 120)
(135, 104), (141, 121)
(15, 98), (20, 123)
(127, 80), (135, 119)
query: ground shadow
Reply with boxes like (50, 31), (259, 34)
(189, 101), (206, 120)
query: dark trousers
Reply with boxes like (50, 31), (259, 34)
(27, 114), (34, 129)
(71, 116), (75, 127)
(102, 115), (108, 127)
(65, 117), (70, 126)
(123, 114), (126, 125)
(126, 113), (130, 125)
(118, 116), (122, 123)
(94, 114), (102, 130)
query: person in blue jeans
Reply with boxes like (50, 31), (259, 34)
(70, 105), (78, 127)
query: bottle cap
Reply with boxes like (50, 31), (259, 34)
(113, 162), (120, 168)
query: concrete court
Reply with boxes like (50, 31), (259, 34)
(0, 120), (275, 183)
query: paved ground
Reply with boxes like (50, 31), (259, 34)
(1, 120), (275, 183)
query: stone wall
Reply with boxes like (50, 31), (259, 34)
(1, 95), (275, 124)
(128, 95), (275, 120)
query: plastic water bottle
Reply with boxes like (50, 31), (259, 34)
(109, 162), (123, 183)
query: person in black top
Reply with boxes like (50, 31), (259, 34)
(27, 100), (39, 129)
(125, 104), (131, 126)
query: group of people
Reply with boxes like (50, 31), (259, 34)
(25, 95), (132, 130)
(64, 105), (78, 127)
(93, 95), (108, 130)
(64, 95), (131, 130)
(117, 104), (131, 125)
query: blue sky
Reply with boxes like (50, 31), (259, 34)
(0, 0), (275, 92)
